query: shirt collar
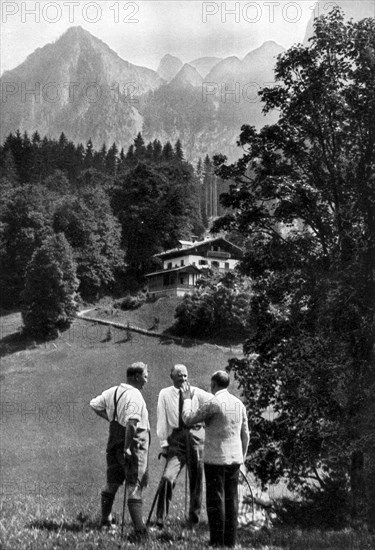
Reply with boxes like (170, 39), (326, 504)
(215, 389), (228, 396)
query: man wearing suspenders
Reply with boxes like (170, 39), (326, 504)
(90, 362), (150, 539)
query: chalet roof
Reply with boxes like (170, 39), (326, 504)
(145, 265), (201, 278)
(154, 237), (243, 259)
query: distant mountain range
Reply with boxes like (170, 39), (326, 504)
(2, 2), (372, 162)
(0, 26), (285, 161)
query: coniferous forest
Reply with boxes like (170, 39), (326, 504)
(0, 130), (229, 309)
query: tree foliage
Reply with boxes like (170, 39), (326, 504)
(21, 233), (79, 339)
(0, 131), (204, 304)
(174, 270), (252, 338)
(0, 185), (52, 307)
(112, 157), (203, 282)
(53, 176), (124, 299)
(213, 9), (375, 525)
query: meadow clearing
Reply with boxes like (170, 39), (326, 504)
(1, 310), (374, 549)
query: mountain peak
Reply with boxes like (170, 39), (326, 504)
(169, 63), (203, 88)
(243, 41), (285, 64)
(189, 57), (223, 78)
(157, 54), (183, 83)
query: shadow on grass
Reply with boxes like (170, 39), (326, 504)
(159, 327), (244, 351)
(28, 515), (98, 533)
(0, 331), (32, 359)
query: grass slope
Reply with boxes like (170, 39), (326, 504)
(1, 313), (374, 549)
(87, 296), (182, 334)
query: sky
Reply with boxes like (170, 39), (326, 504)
(0, 1), (372, 74)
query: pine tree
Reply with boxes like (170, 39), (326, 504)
(162, 141), (174, 160)
(84, 139), (94, 168)
(174, 139), (184, 161)
(134, 132), (146, 158)
(106, 143), (118, 175)
(152, 139), (162, 161)
(21, 233), (79, 340)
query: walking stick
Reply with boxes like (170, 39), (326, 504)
(121, 481), (127, 538)
(146, 452), (166, 526)
(184, 464), (188, 521)
(146, 481), (162, 526)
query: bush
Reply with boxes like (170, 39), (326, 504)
(274, 479), (351, 530)
(174, 272), (252, 338)
(119, 292), (146, 310)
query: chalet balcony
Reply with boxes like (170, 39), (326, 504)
(206, 250), (231, 259)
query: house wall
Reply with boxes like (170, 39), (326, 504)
(162, 254), (238, 271)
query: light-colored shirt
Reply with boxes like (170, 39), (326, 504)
(182, 389), (249, 465)
(157, 385), (210, 447)
(90, 383), (149, 430)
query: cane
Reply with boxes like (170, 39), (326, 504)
(146, 452), (166, 526)
(184, 464), (188, 521)
(121, 481), (127, 538)
(146, 480), (162, 526)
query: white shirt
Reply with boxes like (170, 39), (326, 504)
(182, 389), (249, 465)
(90, 383), (149, 430)
(157, 385), (210, 447)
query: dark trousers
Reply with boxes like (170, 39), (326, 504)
(157, 428), (203, 524)
(204, 463), (240, 548)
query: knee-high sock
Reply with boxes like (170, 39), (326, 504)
(128, 498), (147, 533)
(101, 491), (115, 524)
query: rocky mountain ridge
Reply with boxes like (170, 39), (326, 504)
(1, 26), (285, 161)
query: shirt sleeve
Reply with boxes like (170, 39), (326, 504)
(240, 404), (250, 459)
(121, 388), (143, 426)
(182, 397), (216, 426)
(156, 390), (169, 447)
(90, 392), (107, 412)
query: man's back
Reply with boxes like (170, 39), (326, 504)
(202, 389), (247, 465)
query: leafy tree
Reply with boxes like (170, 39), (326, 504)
(174, 270), (252, 338)
(21, 233), (79, 340)
(112, 159), (203, 281)
(0, 185), (53, 307)
(53, 182), (123, 299)
(213, 9), (375, 526)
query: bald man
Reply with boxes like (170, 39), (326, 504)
(181, 370), (249, 548)
(155, 364), (209, 529)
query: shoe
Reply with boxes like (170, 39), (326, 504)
(186, 520), (199, 531)
(100, 520), (117, 532)
(127, 529), (149, 543)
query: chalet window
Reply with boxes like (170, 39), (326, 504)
(199, 260), (207, 265)
(181, 259), (184, 266)
(167, 262), (172, 269)
(179, 276), (184, 284)
(211, 261), (220, 268)
(225, 262), (230, 270)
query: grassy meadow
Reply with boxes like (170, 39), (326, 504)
(1, 311), (374, 549)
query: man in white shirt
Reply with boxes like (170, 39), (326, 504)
(90, 362), (150, 539)
(155, 364), (209, 528)
(181, 370), (249, 548)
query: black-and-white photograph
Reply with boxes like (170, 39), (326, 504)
(1, 1), (374, 548)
